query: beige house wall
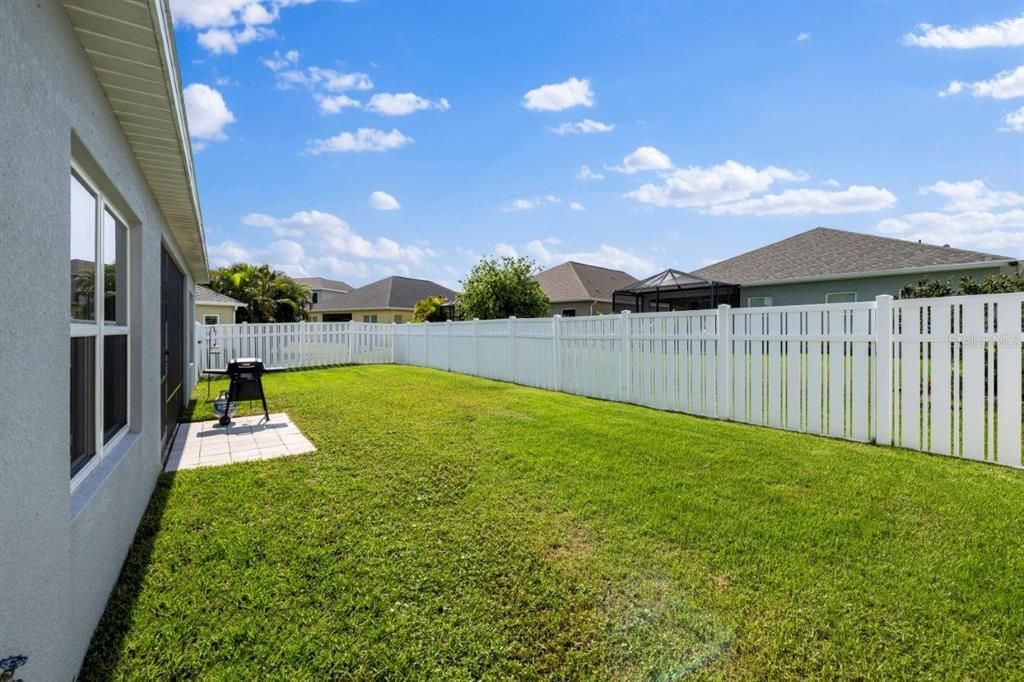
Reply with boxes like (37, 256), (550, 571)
(547, 300), (616, 317)
(196, 303), (238, 325)
(310, 308), (412, 324)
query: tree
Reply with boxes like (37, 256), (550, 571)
(457, 256), (549, 320)
(208, 263), (312, 323)
(413, 296), (447, 322)
(899, 271), (1024, 299)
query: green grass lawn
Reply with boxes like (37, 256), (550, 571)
(83, 366), (1024, 680)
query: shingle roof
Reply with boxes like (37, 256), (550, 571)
(313, 276), (457, 312)
(534, 261), (639, 302)
(692, 227), (1015, 285)
(293, 276), (353, 293)
(196, 284), (244, 307)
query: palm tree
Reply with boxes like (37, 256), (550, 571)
(208, 263), (312, 323)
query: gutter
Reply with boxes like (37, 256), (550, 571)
(737, 260), (1016, 287)
(150, 0), (208, 282)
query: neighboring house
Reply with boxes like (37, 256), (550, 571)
(310, 276), (457, 323)
(692, 227), (1018, 307)
(293, 276), (353, 306)
(1, 2), (207, 679)
(534, 261), (639, 316)
(196, 284), (244, 325)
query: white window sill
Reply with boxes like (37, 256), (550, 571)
(70, 431), (140, 522)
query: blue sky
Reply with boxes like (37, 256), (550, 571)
(171, 0), (1024, 288)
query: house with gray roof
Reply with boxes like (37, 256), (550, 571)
(195, 284), (244, 325)
(692, 227), (1018, 307)
(310, 276), (457, 323)
(293, 276), (353, 306)
(534, 261), (639, 316)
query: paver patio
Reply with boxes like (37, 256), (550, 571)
(164, 413), (315, 471)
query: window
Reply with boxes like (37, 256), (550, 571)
(323, 313), (351, 322)
(70, 168), (129, 481)
(393, 315), (403, 324)
(825, 291), (857, 303)
(203, 314), (220, 325)
(747, 296), (772, 307)
(560, 309), (577, 317)
(363, 314), (378, 323)
(312, 292), (319, 303)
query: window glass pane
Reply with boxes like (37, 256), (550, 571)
(204, 315), (219, 325)
(103, 334), (128, 443)
(103, 209), (128, 325)
(71, 336), (96, 475)
(70, 174), (96, 321)
(826, 292), (857, 303)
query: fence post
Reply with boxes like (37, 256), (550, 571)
(717, 304), (732, 420)
(391, 322), (396, 364)
(423, 320), (429, 366)
(874, 295), (894, 445)
(473, 318), (480, 375)
(620, 310), (631, 402)
(509, 316), (517, 382)
(299, 321), (307, 367)
(445, 319), (452, 372)
(552, 315), (561, 391)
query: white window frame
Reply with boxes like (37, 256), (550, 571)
(746, 296), (772, 307)
(363, 314), (378, 323)
(825, 291), (858, 304)
(393, 314), (403, 324)
(70, 161), (131, 489)
(203, 313), (220, 325)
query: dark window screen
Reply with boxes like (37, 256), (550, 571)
(103, 334), (128, 442)
(71, 336), (96, 475)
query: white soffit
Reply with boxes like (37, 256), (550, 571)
(62, 0), (208, 281)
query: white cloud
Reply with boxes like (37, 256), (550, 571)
(365, 92), (450, 116)
(548, 119), (615, 135)
(823, 178), (840, 187)
(263, 49), (300, 71)
(501, 198), (539, 212)
(624, 160), (806, 208)
(243, 209), (434, 263)
(796, 32), (811, 42)
(877, 210), (1024, 252)
(577, 165), (604, 181)
(369, 191), (401, 210)
(183, 83), (235, 141)
(526, 240), (657, 274)
(315, 94), (361, 114)
(171, 0), (314, 54)
(708, 185), (897, 216)
(208, 239), (254, 267)
(307, 128), (413, 154)
(494, 243), (519, 258)
(610, 146), (673, 174)
(1004, 105), (1024, 132)
(274, 65), (374, 92)
(569, 201), (585, 211)
(939, 65), (1024, 99)
(522, 77), (594, 111)
(903, 14), (1024, 49)
(919, 180), (1024, 211)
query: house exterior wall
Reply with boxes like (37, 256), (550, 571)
(197, 303), (238, 325)
(0, 3), (197, 679)
(739, 266), (1012, 307)
(547, 300), (615, 317)
(312, 308), (413, 323)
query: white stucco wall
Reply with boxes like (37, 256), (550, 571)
(0, 3), (198, 679)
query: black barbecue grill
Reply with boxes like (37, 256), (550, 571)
(205, 358), (283, 425)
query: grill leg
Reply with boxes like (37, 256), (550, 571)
(258, 380), (270, 423)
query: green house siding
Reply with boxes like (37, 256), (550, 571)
(740, 266), (1011, 307)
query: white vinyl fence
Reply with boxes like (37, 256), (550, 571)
(197, 292), (1024, 469)
(196, 321), (392, 372)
